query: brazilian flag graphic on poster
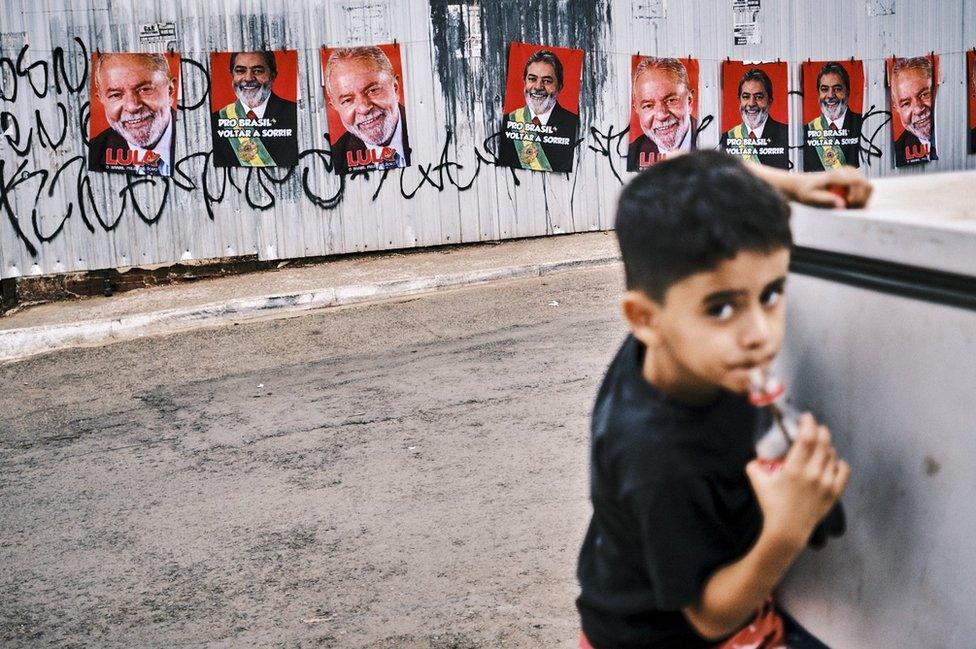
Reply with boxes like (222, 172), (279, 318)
(497, 41), (584, 174)
(210, 50), (300, 168)
(801, 60), (865, 171)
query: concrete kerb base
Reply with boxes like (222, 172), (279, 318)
(0, 255), (619, 363)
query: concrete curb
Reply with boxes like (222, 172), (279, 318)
(0, 255), (620, 363)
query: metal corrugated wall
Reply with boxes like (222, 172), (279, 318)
(1, 0), (973, 279)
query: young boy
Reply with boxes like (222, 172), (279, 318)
(576, 150), (867, 648)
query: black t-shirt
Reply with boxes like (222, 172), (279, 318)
(576, 335), (763, 649)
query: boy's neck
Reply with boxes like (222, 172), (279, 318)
(641, 342), (723, 407)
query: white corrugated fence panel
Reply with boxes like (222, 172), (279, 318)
(1, 0), (973, 279)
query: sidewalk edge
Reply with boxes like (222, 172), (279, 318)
(0, 256), (619, 363)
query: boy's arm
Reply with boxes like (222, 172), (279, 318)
(749, 164), (873, 209)
(681, 414), (851, 641)
(682, 527), (802, 639)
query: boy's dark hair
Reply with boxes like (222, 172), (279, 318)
(615, 150), (792, 302)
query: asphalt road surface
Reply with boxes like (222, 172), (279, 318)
(0, 265), (626, 648)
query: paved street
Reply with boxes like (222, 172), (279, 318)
(0, 265), (625, 648)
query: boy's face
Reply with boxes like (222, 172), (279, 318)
(633, 248), (790, 402)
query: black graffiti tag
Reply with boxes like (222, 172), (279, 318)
(588, 123), (629, 183)
(0, 39), (89, 102)
(858, 105), (890, 167)
(367, 127), (480, 201)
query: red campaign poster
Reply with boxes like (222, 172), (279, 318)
(720, 60), (790, 169)
(320, 43), (409, 175)
(498, 41), (584, 174)
(887, 54), (939, 167)
(968, 49), (976, 155)
(88, 52), (180, 176)
(801, 60), (864, 171)
(209, 50), (299, 168)
(627, 56), (699, 172)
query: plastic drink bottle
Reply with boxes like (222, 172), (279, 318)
(748, 369), (846, 548)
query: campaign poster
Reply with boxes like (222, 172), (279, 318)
(721, 60), (790, 169)
(627, 56), (699, 171)
(88, 52), (180, 176)
(887, 54), (939, 167)
(321, 43), (409, 175)
(498, 42), (584, 174)
(802, 60), (864, 171)
(967, 49), (976, 155)
(210, 50), (299, 167)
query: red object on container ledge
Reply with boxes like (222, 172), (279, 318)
(827, 184), (849, 206)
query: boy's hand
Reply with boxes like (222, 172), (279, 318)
(684, 414), (849, 640)
(791, 166), (873, 209)
(746, 413), (851, 549)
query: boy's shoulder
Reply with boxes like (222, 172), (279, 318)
(592, 337), (694, 473)
(593, 336), (671, 431)
(592, 336), (758, 485)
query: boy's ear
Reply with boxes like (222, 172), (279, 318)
(621, 290), (663, 348)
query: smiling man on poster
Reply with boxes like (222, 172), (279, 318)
(890, 56), (938, 166)
(723, 67), (789, 169)
(970, 51), (976, 154)
(323, 45), (410, 175)
(627, 57), (698, 171)
(969, 50), (976, 155)
(89, 52), (177, 176)
(803, 61), (863, 171)
(211, 50), (299, 167)
(499, 48), (581, 173)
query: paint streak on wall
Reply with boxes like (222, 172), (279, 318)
(428, 0), (611, 133)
